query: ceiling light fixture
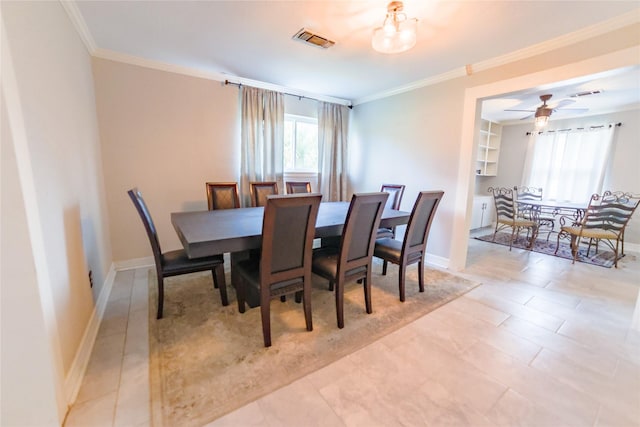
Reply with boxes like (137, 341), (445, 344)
(534, 94), (553, 128)
(372, 1), (418, 54)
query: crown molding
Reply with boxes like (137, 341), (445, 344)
(353, 67), (467, 106)
(60, 0), (96, 54)
(354, 9), (640, 106)
(93, 48), (352, 106)
(472, 9), (640, 74)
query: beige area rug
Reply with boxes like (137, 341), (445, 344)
(148, 261), (479, 427)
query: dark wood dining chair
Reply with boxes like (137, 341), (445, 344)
(377, 184), (406, 239)
(250, 181), (279, 207)
(233, 194), (322, 347)
(286, 181), (312, 194)
(206, 182), (240, 210)
(128, 188), (228, 319)
(374, 191), (444, 302)
(312, 192), (389, 329)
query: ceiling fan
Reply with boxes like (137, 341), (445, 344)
(505, 94), (589, 127)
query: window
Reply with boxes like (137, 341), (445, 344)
(284, 114), (318, 172)
(525, 127), (615, 202)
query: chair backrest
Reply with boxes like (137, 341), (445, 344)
(127, 188), (163, 270)
(580, 191), (640, 236)
(260, 194), (322, 285)
(338, 192), (389, 273)
(286, 181), (312, 194)
(250, 181), (279, 207)
(206, 182), (240, 210)
(402, 191), (444, 257)
(514, 186), (543, 202)
(489, 187), (516, 221)
(381, 184), (405, 210)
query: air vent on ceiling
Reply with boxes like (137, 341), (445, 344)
(569, 89), (603, 97)
(292, 28), (335, 49)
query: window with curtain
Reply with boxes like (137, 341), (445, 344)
(523, 125), (616, 202)
(284, 114), (318, 172)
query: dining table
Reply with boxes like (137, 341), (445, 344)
(172, 201), (411, 259)
(516, 199), (587, 224)
(172, 201), (411, 307)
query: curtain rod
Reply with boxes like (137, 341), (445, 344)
(224, 80), (353, 109)
(525, 122), (622, 136)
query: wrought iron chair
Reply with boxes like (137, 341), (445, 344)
(374, 191), (444, 302)
(488, 187), (538, 251)
(233, 194), (322, 346)
(206, 182), (241, 210)
(250, 181), (279, 207)
(128, 188), (228, 319)
(312, 192), (389, 329)
(285, 181), (312, 194)
(377, 184), (406, 239)
(514, 186), (555, 240)
(555, 191), (639, 268)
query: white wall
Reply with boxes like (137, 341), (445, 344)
(93, 58), (242, 261)
(1, 1), (112, 423)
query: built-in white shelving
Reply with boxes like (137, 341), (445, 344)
(476, 119), (502, 177)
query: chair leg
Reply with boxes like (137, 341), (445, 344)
(294, 291), (302, 303)
(570, 235), (579, 265)
(382, 260), (388, 275)
(554, 232), (562, 255)
(418, 260), (425, 293)
(213, 266), (228, 306)
(364, 270), (372, 314)
(398, 265), (406, 302)
(156, 276), (165, 319)
(328, 280), (334, 292)
(303, 279), (313, 332)
(236, 276), (246, 314)
(261, 297), (271, 347)
(280, 296), (287, 302)
(335, 279), (344, 329)
(509, 227), (516, 251)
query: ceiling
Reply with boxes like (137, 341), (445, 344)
(75, 1), (639, 113)
(481, 65), (640, 124)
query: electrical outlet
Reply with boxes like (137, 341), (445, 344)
(89, 270), (93, 288)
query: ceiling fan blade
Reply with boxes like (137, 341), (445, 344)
(505, 108), (535, 112)
(520, 113), (535, 120)
(551, 99), (576, 109)
(552, 107), (589, 114)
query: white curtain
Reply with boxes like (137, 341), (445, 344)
(318, 102), (349, 201)
(522, 125), (616, 202)
(240, 86), (284, 206)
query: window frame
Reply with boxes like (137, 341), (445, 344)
(284, 113), (318, 173)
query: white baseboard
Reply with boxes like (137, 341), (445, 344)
(114, 256), (154, 271)
(425, 253), (450, 270)
(63, 262), (117, 404)
(63, 257), (154, 406)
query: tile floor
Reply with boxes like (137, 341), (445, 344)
(64, 234), (640, 426)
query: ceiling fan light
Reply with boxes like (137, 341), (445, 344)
(534, 115), (549, 129)
(372, 2), (417, 54)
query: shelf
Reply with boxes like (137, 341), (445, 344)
(479, 130), (498, 137)
(475, 119), (501, 179)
